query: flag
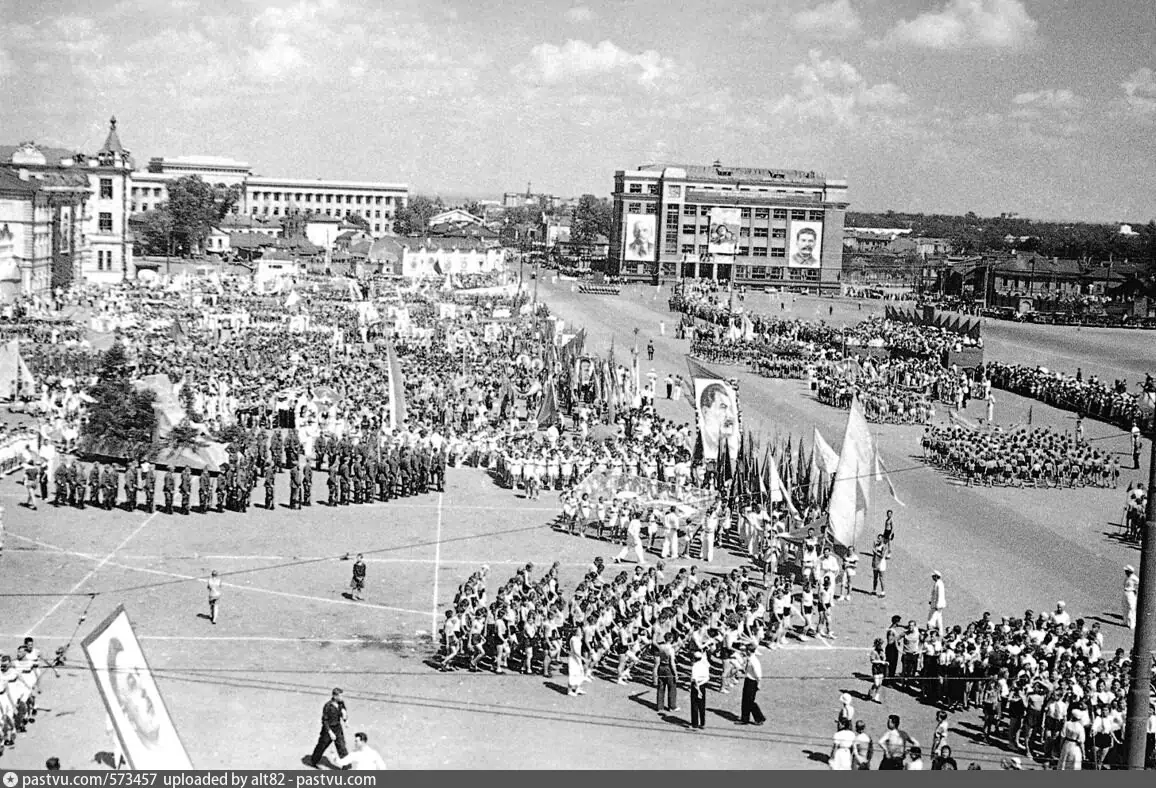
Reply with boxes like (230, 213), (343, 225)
(717, 434), (732, 496)
(812, 427), (840, 475)
(433, 259), (444, 276)
(170, 318), (187, 343)
(386, 339), (407, 430)
(729, 432), (748, 508)
(765, 442), (800, 519)
(285, 290), (300, 309)
(827, 397), (874, 548)
(536, 379), (560, 428)
(874, 449), (905, 507)
(686, 355), (723, 381)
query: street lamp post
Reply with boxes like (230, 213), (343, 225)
(1124, 407), (1156, 769)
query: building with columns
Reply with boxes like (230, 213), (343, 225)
(608, 162), (848, 294)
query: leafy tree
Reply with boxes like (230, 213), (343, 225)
(132, 209), (175, 256)
(79, 341), (158, 460)
(345, 212), (371, 231)
(571, 194), (613, 245)
(463, 200), (484, 218)
(393, 194), (444, 235)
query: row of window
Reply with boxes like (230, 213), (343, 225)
(625, 202), (659, 214)
(250, 206), (384, 233)
(678, 244), (789, 258)
(627, 182), (661, 195)
(253, 191), (394, 206)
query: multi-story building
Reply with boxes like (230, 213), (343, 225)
(0, 168), (90, 298)
(1, 118), (134, 290)
(608, 162), (848, 293)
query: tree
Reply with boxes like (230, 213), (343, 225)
(80, 341), (158, 460)
(463, 200), (484, 219)
(393, 194), (444, 235)
(571, 194), (613, 245)
(345, 212), (371, 231)
(132, 209), (174, 256)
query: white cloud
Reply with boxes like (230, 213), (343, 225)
(565, 5), (595, 23)
(246, 33), (306, 82)
(790, 0), (862, 40)
(1123, 68), (1156, 115)
(884, 0), (1038, 50)
(772, 50), (909, 125)
(1012, 88), (1082, 110)
(512, 40), (676, 88)
(349, 58), (368, 79)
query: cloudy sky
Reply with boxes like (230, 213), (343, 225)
(2, 0), (1153, 221)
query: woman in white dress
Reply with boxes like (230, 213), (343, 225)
(1057, 709), (1085, 770)
(830, 719), (855, 770)
(567, 631), (586, 696)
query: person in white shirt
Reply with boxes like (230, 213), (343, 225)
(334, 732), (387, 770)
(614, 509), (647, 565)
(661, 507), (680, 560)
(1052, 601), (1071, 628)
(1124, 566), (1138, 630)
(740, 643), (765, 725)
(689, 649), (710, 730)
(928, 571), (946, 635)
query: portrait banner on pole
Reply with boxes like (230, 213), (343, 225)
(82, 605), (193, 770)
(694, 377), (740, 465)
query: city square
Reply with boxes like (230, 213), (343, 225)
(1, 0), (1155, 774)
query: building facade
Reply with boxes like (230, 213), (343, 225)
(609, 163), (848, 293)
(0, 169), (90, 298)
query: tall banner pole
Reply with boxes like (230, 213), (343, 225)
(1124, 429), (1156, 768)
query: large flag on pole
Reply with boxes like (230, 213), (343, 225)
(827, 396), (874, 548)
(386, 339), (407, 430)
(686, 355), (723, 381)
(536, 379), (560, 428)
(812, 427), (840, 475)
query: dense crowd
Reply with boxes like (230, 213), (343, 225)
(873, 599), (1155, 769)
(986, 362), (1154, 432)
(922, 425), (1121, 488)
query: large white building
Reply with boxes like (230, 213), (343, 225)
(133, 157), (408, 237)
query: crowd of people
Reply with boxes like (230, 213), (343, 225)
(921, 424), (1121, 488)
(0, 637), (50, 758)
(871, 596), (1156, 769)
(986, 362), (1155, 433)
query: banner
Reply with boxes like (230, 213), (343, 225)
(827, 396), (874, 547)
(574, 471), (717, 519)
(386, 339), (407, 430)
(623, 213), (656, 262)
(708, 207), (740, 255)
(693, 378), (740, 465)
(82, 606), (193, 770)
(788, 220), (823, 268)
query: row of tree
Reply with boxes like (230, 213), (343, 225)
(847, 210), (1156, 266)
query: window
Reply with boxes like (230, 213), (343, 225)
(735, 266), (749, 279)
(647, 184), (660, 195)
(773, 209), (787, 220)
(356, 195), (363, 204)
(98, 212), (113, 233)
(681, 244), (695, 254)
(791, 210), (807, 220)
(740, 208), (751, 218)
(698, 245), (710, 255)
(770, 247), (785, 258)
(808, 211), (824, 221)
(627, 202), (643, 213)
(374, 224), (381, 232)
(376, 197), (383, 205)
(737, 246), (750, 256)
(100, 178), (113, 199)
(682, 225), (696, 235)
(753, 227), (768, 238)
(751, 266), (767, 280)
(272, 207), (280, 216)
(273, 192), (281, 201)
(754, 208), (770, 219)
(683, 205), (697, 216)
(772, 228), (786, 239)
(667, 185), (682, 199)
(753, 247), (768, 257)
(699, 224), (710, 234)
(326, 195), (332, 203)
(628, 183), (643, 193)
(153, 188), (161, 197)
(769, 267), (784, 279)
(739, 227), (750, 237)
(644, 203), (657, 214)
(374, 211), (381, 218)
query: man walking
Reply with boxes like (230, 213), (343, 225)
(1124, 565), (1138, 630)
(928, 570), (946, 636)
(207, 570), (222, 625)
(690, 648), (710, 730)
(871, 535), (890, 597)
(350, 554), (367, 601)
(654, 633), (679, 714)
(877, 714), (918, 770)
(309, 688), (348, 768)
(646, 339), (654, 361)
(739, 643), (765, 725)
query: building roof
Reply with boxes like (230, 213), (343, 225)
(0, 144), (80, 168)
(401, 236), (497, 252)
(99, 117), (125, 155)
(368, 237), (404, 262)
(0, 169), (39, 195)
(219, 215), (280, 230)
(683, 189), (824, 207)
(637, 162), (828, 185)
(228, 232), (273, 250)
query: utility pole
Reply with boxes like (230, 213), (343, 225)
(1125, 412), (1156, 769)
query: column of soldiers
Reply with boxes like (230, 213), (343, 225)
(45, 429), (448, 514)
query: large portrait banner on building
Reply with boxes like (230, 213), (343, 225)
(623, 213), (656, 262)
(82, 605), (193, 770)
(694, 378), (740, 465)
(707, 207), (740, 256)
(788, 220), (823, 268)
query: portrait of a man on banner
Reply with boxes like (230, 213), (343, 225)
(82, 606), (193, 770)
(694, 378), (740, 464)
